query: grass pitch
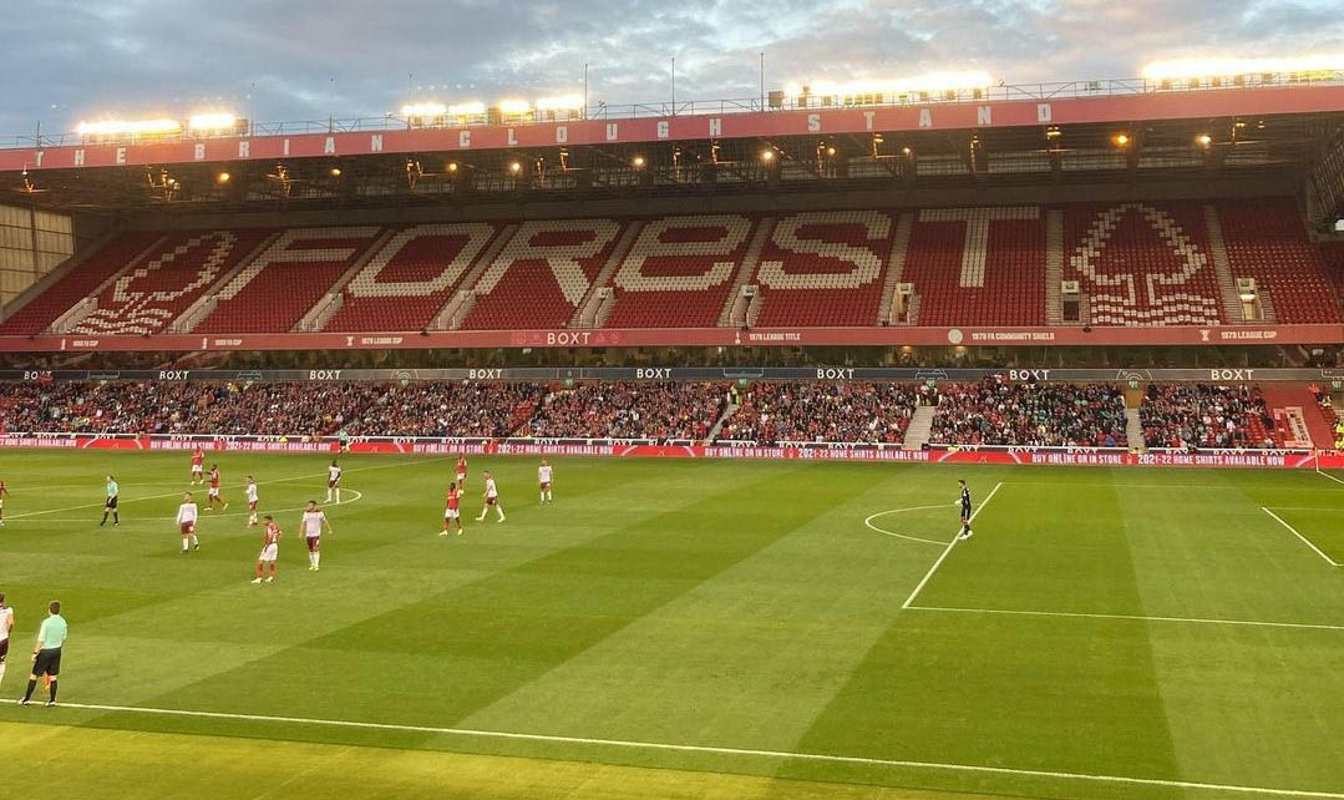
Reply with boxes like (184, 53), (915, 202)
(0, 450), (1341, 799)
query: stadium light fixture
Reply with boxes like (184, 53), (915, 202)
(784, 70), (992, 102)
(826, 146), (837, 157)
(901, 146), (913, 156)
(760, 149), (775, 162)
(187, 112), (237, 133)
(1112, 133), (1130, 147)
(329, 167), (342, 177)
(498, 99), (531, 115)
(76, 118), (182, 137)
(448, 101), (485, 117)
(216, 172), (231, 185)
(1195, 133), (1213, 147)
(446, 161), (459, 173)
(1141, 54), (1344, 81)
(508, 161), (523, 174)
(631, 155), (646, 169)
(1045, 126), (1062, 139)
(401, 102), (448, 118)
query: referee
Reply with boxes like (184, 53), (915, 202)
(20, 601), (67, 706)
(99, 474), (119, 527)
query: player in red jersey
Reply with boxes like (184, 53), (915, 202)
(440, 482), (463, 537)
(190, 446), (205, 485)
(455, 455), (468, 490)
(206, 465), (229, 511)
(0, 478), (8, 527)
(251, 515), (281, 584)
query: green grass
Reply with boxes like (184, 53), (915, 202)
(0, 450), (1342, 799)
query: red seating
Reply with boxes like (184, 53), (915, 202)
(325, 223), (502, 331)
(195, 227), (383, 334)
(1064, 202), (1224, 326)
(604, 215), (755, 327)
(7, 202), (1344, 337)
(461, 219), (623, 330)
(902, 207), (1046, 325)
(0, 231), (162, 334)
(71, 229), (273, 335)
(752, 211), (893, 326)
(1218, 200), (1341, 323)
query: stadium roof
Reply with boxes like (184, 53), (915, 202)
(4, 75), (1344, 219)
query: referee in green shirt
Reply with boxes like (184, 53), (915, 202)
(99, 475), (119, 527)
(20, 601), (67, 706)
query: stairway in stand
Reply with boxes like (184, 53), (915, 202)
(901, 405), (936, 451)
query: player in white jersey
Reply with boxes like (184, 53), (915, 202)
(176, 492), (200, 553)
(245, 476), (260, 526)
(301, 500), (333, 571)
(325, 461), (343, 503)
(476, 471), (505, 522)
(537, 460), (554, 504)
(0, 591), (13, 687)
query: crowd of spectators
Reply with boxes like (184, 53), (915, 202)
(517, 382), (727, 441)
(717, 382), (931, 445)
(343, 382), (544, 438)
(0, 379), (1318, 450)
(929, 377), (1128, 447)
(1140, 384), (1276, 449)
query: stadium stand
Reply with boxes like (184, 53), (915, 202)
(604, 216), (755, 328)
(929, 377), (1128, 447)
(1140, 383), (1277, 449)
(716, 382), (930, 445)
(324, 223), (502, 332)
(517, 382), (728, 440)
(0, 231), (164, 334)
(1063, 202), (1225, 327)
(7, 203), (1344, 334)
(194, 228), (383, 333)
(461, 220), (623, 330)
(1217, 199), (1342, 322)
(71, 229), (273, 335)
(901, 207), (1046, 325)
(342, 381), (544, 438)
(750, 211), (895, 326)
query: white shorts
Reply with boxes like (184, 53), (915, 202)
(191, 465), (203, 473)
(258, 543), (278, 562)
(208, 487), (220, 497)
(456, 472), (467, 482)
(444, 509), (460, 519)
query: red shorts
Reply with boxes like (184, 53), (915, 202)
(306, 536), (320, 552)
(486, 497), (497, 506)
(180, 522), (195, 534)
(328, 479), (340, 488)
(539, 482), (551, 490)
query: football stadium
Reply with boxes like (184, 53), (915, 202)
(1, 11), (1344, 798)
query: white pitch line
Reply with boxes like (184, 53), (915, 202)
(0, 700), (1340, 799)
(1261, 507), (1341, 567)
(5, 457), (446, 520)
(1316, 468), (1344, 488)
(6, 490), (365, 525)
(906, 604), (1344, 633)
(901, 481), (1003, 609)
(863, 505), (951, 546)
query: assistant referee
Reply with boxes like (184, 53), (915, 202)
(20, 601), (67, 706)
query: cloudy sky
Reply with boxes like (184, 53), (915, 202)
(3, 0), (1342, 136)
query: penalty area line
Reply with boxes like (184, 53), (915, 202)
(901, 481), (1003, 609)
(0, 701), (1341, 799)
(1261, 507), (1341, 567)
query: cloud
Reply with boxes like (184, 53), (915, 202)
(1, 0), (1342, 136)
